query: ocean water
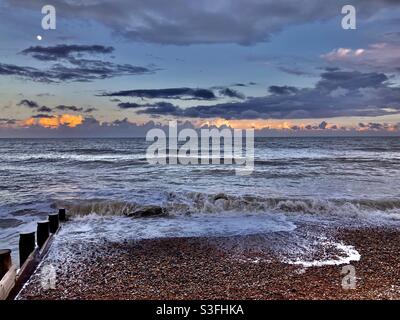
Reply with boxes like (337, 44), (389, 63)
(1, 137), (400, 266)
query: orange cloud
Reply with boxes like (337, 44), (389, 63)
(197, 119), (299, 130)
(22, 118), (36, 127)
(197, 118), (348, 131)
(58, 114), (84, 127)
(21, 114), (83, 129)
(38, 117), (60, 128)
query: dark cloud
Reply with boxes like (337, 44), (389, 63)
(21, 45), (114, 61)
(0, 63), (54, 83)
(49, 57), (152, 82)
(290, 122), (337, 131)
(14, 99), (96, 114)
(84, 107), (97, 113)
(55, 105), (83, 112)
(37, 106), (52, 113)
(319, 121), (328, 130)
(7, 0), (399, 45)
(36, 93), (55, 97)
(108, 86), (246, 102)
(0, 61), (152, 83)
(231, 82), (257, 87)
(31, 114), (54, 119)
(138, 70), (400, 119)
(316, 70), (388, 91)
(118, 102), (147, 109)
(278, 66), (313, 76)
(102, 87), (217, 100)
(137, 102), (180, 114)
(17, 99), (53, 113)
(17, 99), (39, 108)
(218, 88), (245, 99)
(232, 83), (247, 87)
(358, 122), (398, 131)
(0, 44), (153, 83)
(268, 86), (299, 95)
(325, 67), (341, 72)
(368, 123), (383, 130)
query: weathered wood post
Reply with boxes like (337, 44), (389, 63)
(37, 221), (50, 249)
(49, 213), (60, 233)
(19, 232), (36, 266)
(0, 249), (12, 279)
(58, 208), (66, 222)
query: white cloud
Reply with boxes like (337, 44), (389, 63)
(322, 42), (400, 73)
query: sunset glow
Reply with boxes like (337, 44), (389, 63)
(22, 114), (84, 129)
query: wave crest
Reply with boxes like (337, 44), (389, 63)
(54, 192), (400, 218)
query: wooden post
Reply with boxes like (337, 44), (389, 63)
(48, 213), (59, 233)
(58, 208), (66, 222)
(19, 232), (35, 267)
(0, 264), (16, 300)
(37, 221), (50, 249)
(0, 249), (12, 279)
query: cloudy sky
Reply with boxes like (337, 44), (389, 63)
(1, 0), (400, 136)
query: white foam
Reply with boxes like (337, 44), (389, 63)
(286, 241), (361, 267)
(61, 212), (296, 243)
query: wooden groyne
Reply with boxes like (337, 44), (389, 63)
(0, 208), (67, 300)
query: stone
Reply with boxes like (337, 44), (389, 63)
(126, 205), (165, 217)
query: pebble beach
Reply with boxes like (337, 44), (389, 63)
(17, 226), (400, 300)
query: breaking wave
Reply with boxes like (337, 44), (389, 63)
(54, 192), (400, 219)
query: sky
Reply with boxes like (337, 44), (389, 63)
(0, 0), (400, 137)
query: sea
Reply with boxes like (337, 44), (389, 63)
(1, 137), (400, 266)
